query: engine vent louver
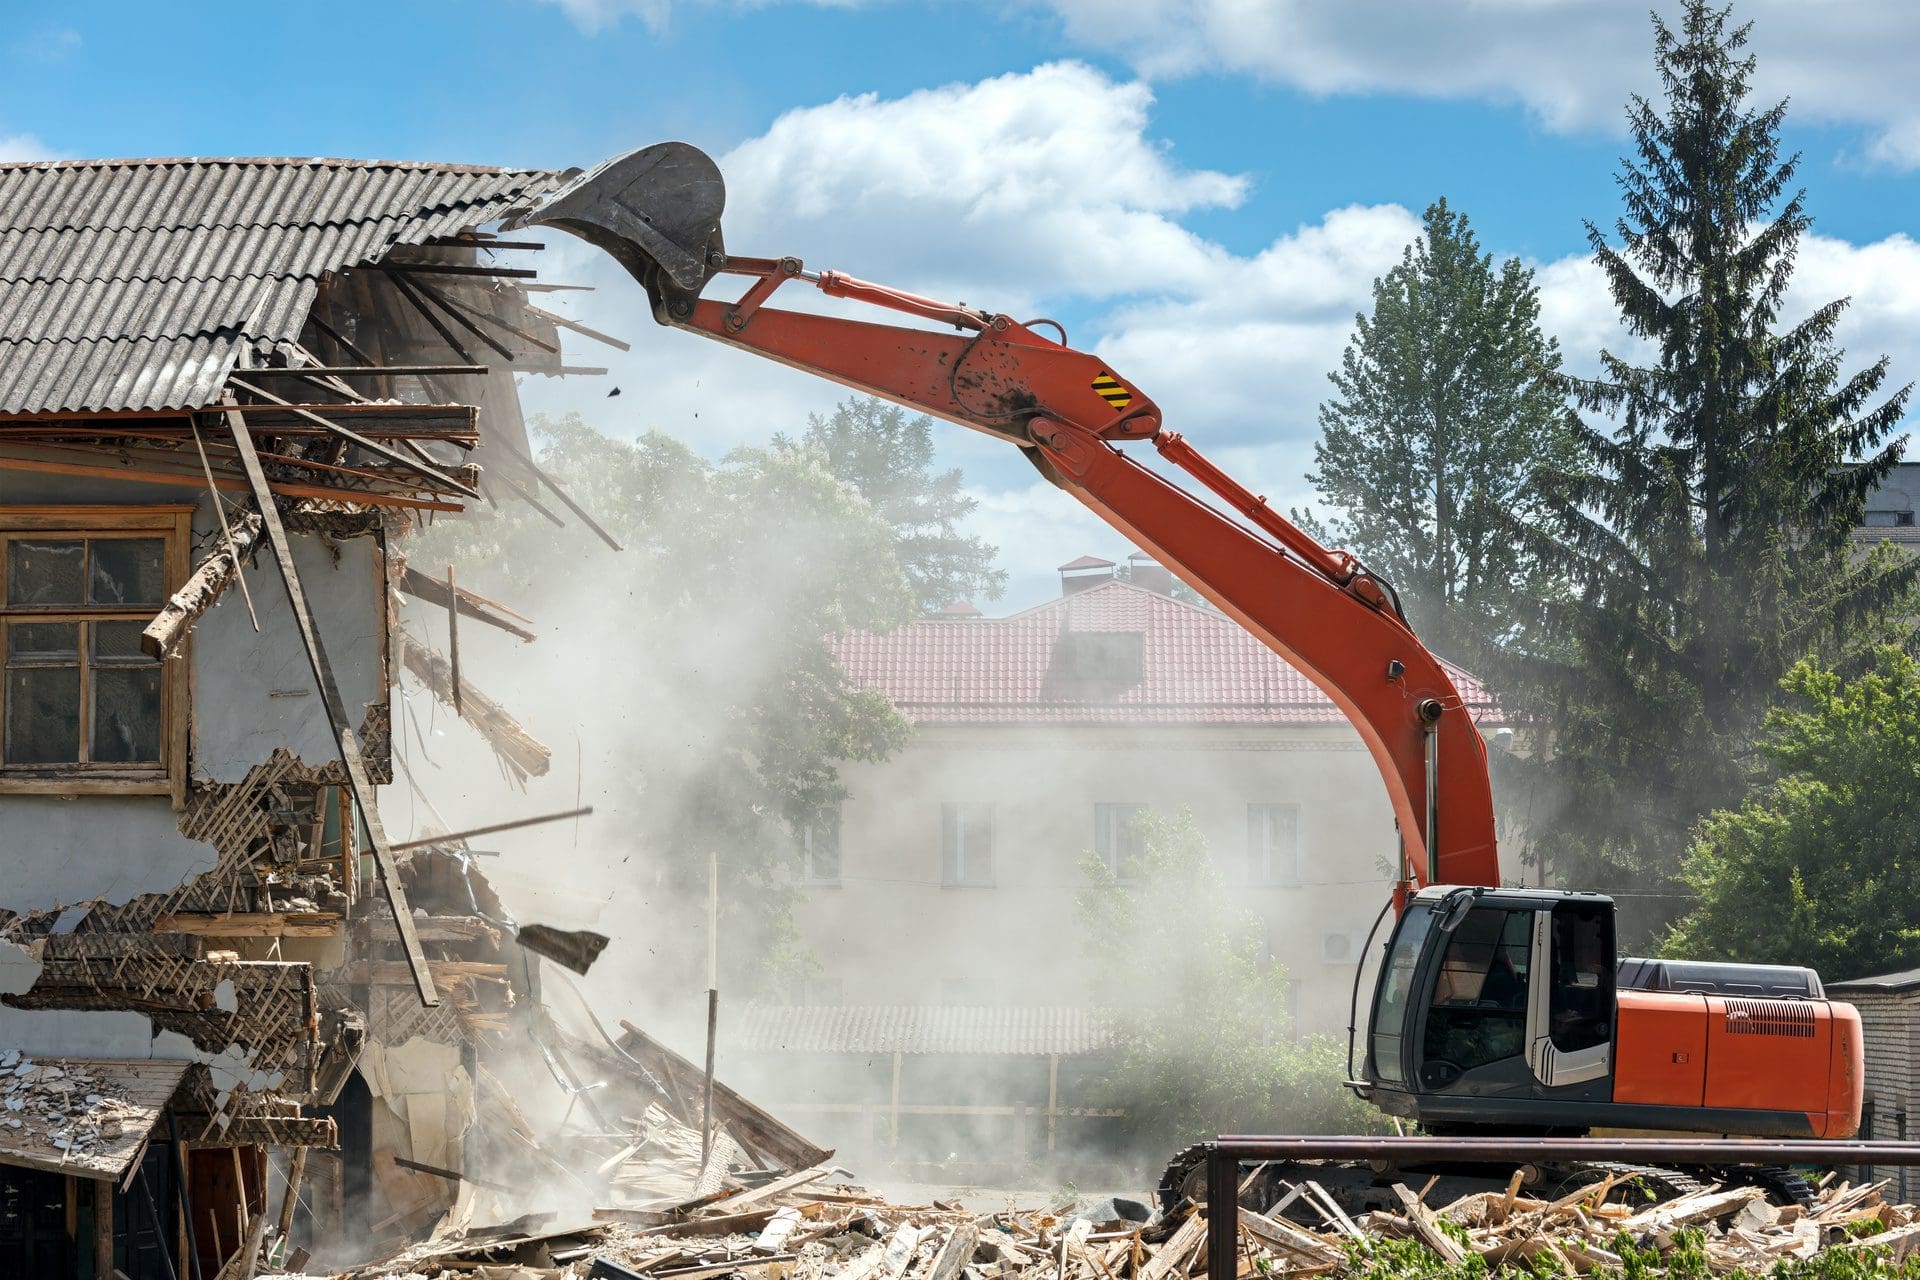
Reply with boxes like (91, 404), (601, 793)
(1723, 998), (1818, 1038)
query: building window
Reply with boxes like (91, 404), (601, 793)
(799, 807), (841, 885)
(1247, 804), (1300, 885)
(1093, 803), (1149, 881)
(941, 802), (994, 886)
(0, 508), (190, 801)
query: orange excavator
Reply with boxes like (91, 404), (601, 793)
(507, 144), (1863, 1153)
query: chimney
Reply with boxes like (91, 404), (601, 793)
(1058, 555), (1116, 596)
(935, 600), (983, 618)
(1126, 551), (1176, 597)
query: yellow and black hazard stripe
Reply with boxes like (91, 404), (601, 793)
(1091, 371), (1133, 411)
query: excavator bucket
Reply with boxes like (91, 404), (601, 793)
(506, 141), (726, 301)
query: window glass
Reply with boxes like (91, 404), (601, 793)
(1247, 804), (1299, 884)
(9, 541), (84, 606)
(1421, 906), (1532, 1079)
(10, 622), (77, 659)
(7, 666), (81, 763)
(800, 808), (841, 883)
(88, 539), (165, 606)
(1369, 903), (1434, 1086)
(1094, 803), (1148, 879)
(1550, 902), (1615, 1053)
(93, 666), (163, 763)
(942, 802), (993, 885)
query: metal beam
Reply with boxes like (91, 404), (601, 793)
(222, 398), (438, 1007)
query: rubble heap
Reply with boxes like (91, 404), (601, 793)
(306, 1161), (1920, 1280)
(0, 1053), (135, 1155)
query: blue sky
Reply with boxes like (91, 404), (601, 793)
(8, 0), (1920, 607)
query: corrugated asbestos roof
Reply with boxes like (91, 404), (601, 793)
(830, 578), (1504, 727)
(0, 156), (563, 415)
(733, 1005), (1112, 1056)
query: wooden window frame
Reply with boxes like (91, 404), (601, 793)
(0, 505), (193, 805)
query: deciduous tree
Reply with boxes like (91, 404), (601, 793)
(1665, 649), (1920, 981)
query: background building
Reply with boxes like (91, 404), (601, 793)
(732, 555), (1506, 1174)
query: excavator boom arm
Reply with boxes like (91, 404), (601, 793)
(509, 142), (1501, 890)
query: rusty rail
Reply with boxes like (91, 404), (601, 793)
(1203, 1136), (1920, 1280)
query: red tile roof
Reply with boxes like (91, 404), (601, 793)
(830, 579), (1504, 727)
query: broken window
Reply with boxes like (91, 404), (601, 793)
(0, 509), (188, 797)
(1093, 803), (1148, 882)
(940, 802), (993, 886)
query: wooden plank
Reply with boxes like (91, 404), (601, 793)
(398, 564), (537, 641)
(1391, 1185), (1466, 1263)
(228, 377), (477, 498)
(697, 1165), (833, 1216)
(223, 397), (437, 1007)
(154, 912), (341, 939)
(0, 445), (464, 511)
(1138, 1214), (1204, 1280)
(390, 807), (591, 852)
(927, 1225), (977, 1280)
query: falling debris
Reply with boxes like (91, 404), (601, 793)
(517, 924), (611, 976)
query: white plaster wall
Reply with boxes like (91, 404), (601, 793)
(793, 723), (1402, 1037)
(193, 526), (386, 781)
(0, 795), (216, 908)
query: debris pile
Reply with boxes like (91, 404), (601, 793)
(307, 1163), (1920, 1279)
(0, 1052), (138, 1154)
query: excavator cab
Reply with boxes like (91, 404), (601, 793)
(1364, 887), (1616, 1131)
(1361, 886), (1862, 1138)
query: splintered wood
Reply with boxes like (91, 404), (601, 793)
(326, 1168), (1920, 1280)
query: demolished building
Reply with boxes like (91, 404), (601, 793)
(0, 153), (666, 1276)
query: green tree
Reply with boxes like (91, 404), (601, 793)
(413, 412), (918, 991)
(1503, 1), (1913, 938)
(1298, 198), (1572, 660)
(776, 397), (1006, 614)
(1074, 809), (1375, 1162)
(1663, 649), (1920, 981)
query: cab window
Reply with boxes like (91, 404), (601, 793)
(1549, 901), (1614, 1053)
(1420, 906), (1531, 1082)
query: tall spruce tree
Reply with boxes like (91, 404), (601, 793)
(1508, 0), (1913, 940)
(1300, 199), (1572, 661)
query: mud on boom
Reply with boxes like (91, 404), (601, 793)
(508, 142), (1871, 1204)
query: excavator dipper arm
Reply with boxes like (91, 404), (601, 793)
(509, 142), (1500, 891)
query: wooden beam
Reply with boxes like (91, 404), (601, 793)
(241, 365), (489, 378)
(143, 508), (263, 658)
(372, 262), (539, 279)
(228, 378), (478, 499)
(153, 912), (342, 939)
(397, 564), (536, 641)
(0, 443), (465, 511)
(524, 302), (632, 352)
(378, 269), (477, 364)
(390, 806), (590, 852)
(223, 396), (438, 1007)
(494, 439), (623, 552)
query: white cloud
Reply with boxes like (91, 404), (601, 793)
(536, 0), (862, 34)
(1035, 0), (1920, 168)
(720, 62), (1246, 310)
(0, 132), (56, 163)
(522, 62), (1920, 613)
